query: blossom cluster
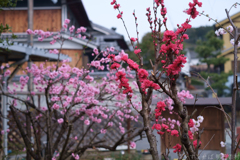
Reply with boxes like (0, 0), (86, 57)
(105, 49), (160, 97)
(177, 90), (194, 103)
(186, 0), (202, 19)
(110, 0), (123, 19)
(1, 0), (218, 158)
(26, 28), (53, 41)
(158, 21), (192, 77)
(149, 0), (202, 78)
(219, 141), (229, 160)
(230, 39), (240, 47)
(150, 89), (200, 154)
(5, 54), (139, 156)
(27, 19), (87, 46)
(220, 153), (229, 160)
(215, 26), (240, 47)
(166, 55), (187, 76)
(0, 21), (148, 159)
(188, 115), (204, 134)
(215, 26), (233, 36)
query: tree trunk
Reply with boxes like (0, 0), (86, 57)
(142, 101), (160, 160)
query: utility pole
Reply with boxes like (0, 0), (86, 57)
(28, 0), (33, 46)
(28, 0), (33, 91)
(27, 0), (33, 160)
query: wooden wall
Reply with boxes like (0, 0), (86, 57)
(33, 9), (61, 31)
(0, 9), (61, 32)
(5, 49), (83, 75)
(61, 49), (83, 68)
(33, 49), (83, 69)
(161, 105), (225, 153)
(0, 9), (85, 74)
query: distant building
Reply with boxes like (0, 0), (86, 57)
(0, 1), (129, 155)
(159, 97), (232, 157)
(0, 0), (129, 72)
(215, 11), (240, 73)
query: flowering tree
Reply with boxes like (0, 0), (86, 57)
(1, 0), (240, 160)
(0, 19), (147, 160)
(110, 0), (206, 159)
(199, 2), (240, 160)
(111, 0), (240, 160)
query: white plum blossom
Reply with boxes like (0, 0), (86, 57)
(230, 39), (240, 47)
(190, 126), (199, 134)
(193, 119), (200, 128)
(230, 39), (234, 45)
(215, 28), (227, 36)
(220, 141), (226, 147)
(197, 115), (204, 123)
(226, 25), (233, 32)
(218, 28), (227, 35)
(189, 117), (203, 134)
(215, 30), (220, 36)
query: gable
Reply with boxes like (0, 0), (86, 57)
(215, 12), (240, 28)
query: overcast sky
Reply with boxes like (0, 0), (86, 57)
(82, 0), (239, 41)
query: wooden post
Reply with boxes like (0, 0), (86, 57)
(27, 1), (33, 159)
(28, 0), (33, 46)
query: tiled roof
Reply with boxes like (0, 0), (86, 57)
(0, 41), (71, 62)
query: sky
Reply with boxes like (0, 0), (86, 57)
(82, 0), (239, 41)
